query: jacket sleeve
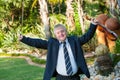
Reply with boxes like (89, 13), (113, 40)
(20, 36), (48, 49)
(78, 23), (97, 45)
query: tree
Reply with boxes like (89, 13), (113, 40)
(65, 0), (75, 31)
(0, 0), (32, 30)
(109, 0), (117, 16)
(76, 0), (85, 34)
(48, 0), (63, 14)
(108, 0), (120, 19)
(38, 0), (51, 39)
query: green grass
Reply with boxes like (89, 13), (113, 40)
(0, 58), (45, 80)
(0, 53), (46, 64)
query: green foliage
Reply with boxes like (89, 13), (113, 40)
(50, 14), (66, 25)
(48, 0), (66, 14)
(113, 54), (120, 66)
(48, 0), (63, 5)
(0, 0), (118, 55)
(68, 26), (82, 36)
(68, 1), (82, 36)
(114, 38), (120, 53)
(2, 29), (18, 48)
(84, 0), (108, 17)
(83, 36), (98, 52)
(0, 32), (4, 47)
(0, 0), (32, 21)
(0, 0), (45, 51)
(84, 0), (99, 16)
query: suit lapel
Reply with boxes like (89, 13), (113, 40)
(53, 40), (60, 63)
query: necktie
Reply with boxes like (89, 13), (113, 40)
(63, 42), (73, 76)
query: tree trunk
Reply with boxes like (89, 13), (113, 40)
(50, 4), (54, 14)
(77, 0), (85, 34)
(38, 0), (51, 39)
(66, 0), (75, 31)
(109, 0), (119, 18)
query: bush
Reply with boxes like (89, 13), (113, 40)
(114, 38), (120, 53)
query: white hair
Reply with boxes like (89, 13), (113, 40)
(53, 24), (67, 33)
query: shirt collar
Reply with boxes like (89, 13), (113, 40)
(59, 38), (68, 44)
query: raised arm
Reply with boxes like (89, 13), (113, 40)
(78, 19), (98, 45)
(19, 34), (48, 49)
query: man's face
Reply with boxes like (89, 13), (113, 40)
(54, 26), (67, 42)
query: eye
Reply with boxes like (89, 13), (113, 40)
(61, 30), (65, 33)
(56, 32), (60, 35)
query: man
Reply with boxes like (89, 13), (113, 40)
(19, 19), (98, 80)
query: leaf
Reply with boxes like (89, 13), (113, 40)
(31, 0), (38, 10)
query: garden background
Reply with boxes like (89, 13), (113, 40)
(0, 0), (120, 80)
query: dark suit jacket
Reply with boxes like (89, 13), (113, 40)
(21, 23), (97, 80)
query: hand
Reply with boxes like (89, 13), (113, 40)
(91, 18), (99, 25)
(18, 34), (23, 41)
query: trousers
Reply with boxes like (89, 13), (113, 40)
(56, 74), (80, 80)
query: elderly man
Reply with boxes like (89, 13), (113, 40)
(19, 19), (98, 80)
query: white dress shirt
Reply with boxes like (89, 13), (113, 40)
(56, 39), (78, 76)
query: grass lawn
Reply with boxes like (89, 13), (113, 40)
(0, 58), (45, 80)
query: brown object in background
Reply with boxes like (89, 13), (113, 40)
(96, 14), (109, 24)
(105, 18), (120, 31)
(95, 14), (118, 41)
(95, 14), (118, 52)
(96, 14), (109, 32)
